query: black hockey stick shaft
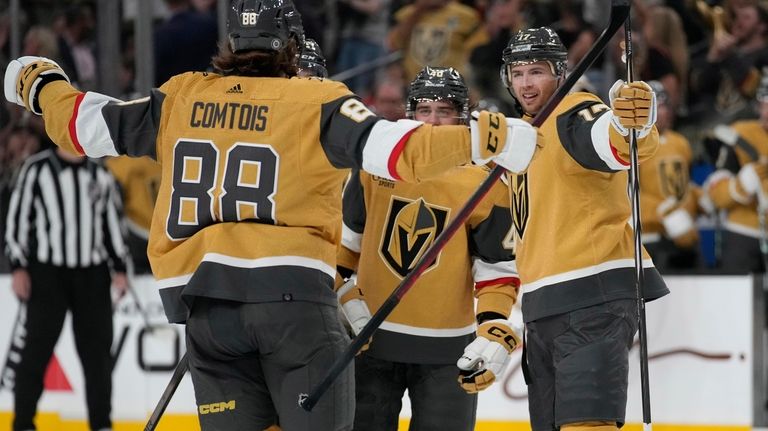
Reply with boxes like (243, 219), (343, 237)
(299, 0), (630, 412)
(144, 352), (189, 431)
(624, 15), (653, 428)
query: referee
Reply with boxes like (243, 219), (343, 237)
(5, 147), (129, 431)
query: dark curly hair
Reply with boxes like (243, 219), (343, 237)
(211, 38), (299, 78)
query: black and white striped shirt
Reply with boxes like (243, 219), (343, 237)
(5, 149), (128, 271)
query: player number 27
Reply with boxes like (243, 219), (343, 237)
(166, 139), (278, 240)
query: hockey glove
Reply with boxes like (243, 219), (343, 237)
(4, 56), (70, 115)
(337, 277), (372, 349)
(609, 80), (656, 139)
(657, 197), (698, 248)
(736, 160), (768, 209)
(456, 319), (520, 393)
(470, 111), (541, 174)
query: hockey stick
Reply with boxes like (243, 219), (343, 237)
(623, 15), (654, 430)
(298, 0), (631, 412)
(144, 352), (188, 431)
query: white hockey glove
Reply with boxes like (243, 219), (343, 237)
(657, 197), (697, 248)
(470, 111), (541, 174)
(735, 160), (768, 211)
(337, 277), (372, 337)
(712, 124), (739, 147)
(609, 80), (656, 139)
(4, 56), (70, 115)
(456, 319), (520, 393)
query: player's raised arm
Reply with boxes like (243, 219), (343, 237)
(5, 56), (161, 159)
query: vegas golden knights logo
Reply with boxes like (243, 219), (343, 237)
(380, 197), (449, 278)
(411, 26), (449, 65)
(509, 173), (529, 242)
(658, 159), (688, 201)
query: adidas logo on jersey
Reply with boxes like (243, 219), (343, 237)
(226, 83), (243, 94)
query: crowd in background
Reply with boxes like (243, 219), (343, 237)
(1, 0), (767, 274)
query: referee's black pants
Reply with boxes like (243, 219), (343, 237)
(13, 262), (113, 431)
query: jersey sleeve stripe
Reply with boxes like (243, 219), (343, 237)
(68, 92), (86, 155)
(362, 119), (422, 180)
(72, 92), (122, 157)
(592, 113), (629, 170)
(387, 127), (418, 181)
(475, 276), (520, 289)
(472, 257), (518, 284)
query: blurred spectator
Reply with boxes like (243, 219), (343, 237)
(294, 0), (330, 53)
(640, 81), (703, 271)
(336, 0), (390, 97)
(552, 0), (596, 70)
(191, 0), (217, 15)
(634, 31), (680, 112)
(703, 71), (768, 273)
(690, 2), (768, 123)
(388, 0), (488, 81)
(22, 26), (59, 60)
(639, 3), (689, 111)
(5, 147), (128, 431)
(56, 4), (98, 90)
(154, 0), (218, 86)
(469, 0), (526, 109)
(369, 77), (406, 120)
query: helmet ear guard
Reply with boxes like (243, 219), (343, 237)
(227, 0), (304, 53)
(406, 66), (470, 122)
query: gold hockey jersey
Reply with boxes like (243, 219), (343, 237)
(639, 130), (696, 240)
(511, 92), (669, 322)
(706, 120), (768, 238)
(37, 73), (478, 323)
(105, 156), (161, 238)
(339, 167), (517, 364)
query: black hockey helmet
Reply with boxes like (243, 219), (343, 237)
(227, 0), (304, 53)
(298, 38), (328, 78)
(500, 27), (567, 89)
(406, 66), (469, 122)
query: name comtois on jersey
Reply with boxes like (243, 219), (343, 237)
(189, 101), (270, 131)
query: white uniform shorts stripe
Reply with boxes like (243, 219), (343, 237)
(523, 258), (655, 293)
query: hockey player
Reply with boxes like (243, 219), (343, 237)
(639, 80), (702, 270)
(704, 70), (768, 273)
(337, 66), (519, 430)
(105, 155), (162, 274)
(2, 1), (541, 430)
(498, 27), (669, 431)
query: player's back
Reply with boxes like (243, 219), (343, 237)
(151, 72), (354, 322)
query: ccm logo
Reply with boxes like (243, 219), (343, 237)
(485, 114), (501, 153)
(199, 400), (236, 415)
(488, 325), (518, 350)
